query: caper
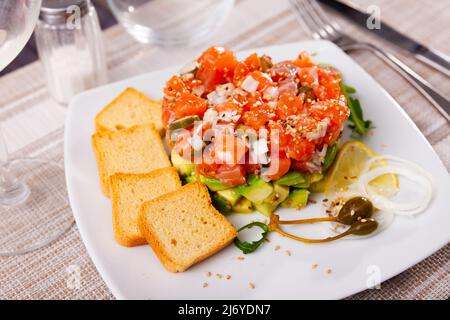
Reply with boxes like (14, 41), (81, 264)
(348, 219), (378, 236)
(337, 197), (374, 225)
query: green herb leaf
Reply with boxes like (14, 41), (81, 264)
(340, 82), (372, 135)
(234, 222), (270, 254)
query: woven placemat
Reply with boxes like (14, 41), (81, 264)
(0, 0), (448, 299)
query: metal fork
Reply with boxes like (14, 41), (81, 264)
(290, 0), (450, 122)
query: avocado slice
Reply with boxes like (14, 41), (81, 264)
(235, 174), (273, 204)
(184, 174), (199, 184)
(232, 197), (254, 213)
(292, 176), (310, 189)
(292, 172), (324, 188)
(170, 149), (195, 176)
(199, 175), (229, 191)
(264, 184), (289, 206)
(309, 172), (324, 183)
(275, 171), (306, 186)
(281, 189), (310, 209)
(216, 189), (241, 206)
(212, 192), (233, 215)
(309, 178), (326, 193)
(253, 202), (277, 217)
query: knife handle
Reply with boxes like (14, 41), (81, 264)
(343, 43), (450, 122)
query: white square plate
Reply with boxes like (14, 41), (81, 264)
(65, 40), (449, 299)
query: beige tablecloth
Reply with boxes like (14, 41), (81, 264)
(0, 0), (448, 300)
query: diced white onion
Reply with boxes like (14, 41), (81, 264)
(234, 88), (247, 96)
(267, 101), (277, 108)
(203, 108), (218, 125)
(241, 75), (259, 93)
(306, 117), (330, 141)
(207, 90), (227, 105)
(309, 67), (319, 86)
(249, 138), (269, 165)
(217, 83), (235, 96)
(218, 110), (240, 123)
(206, 83), (235, 105)
(263, 86), (279, 101)
(191, 85), (205, 97)
(188, 135), (204, 151)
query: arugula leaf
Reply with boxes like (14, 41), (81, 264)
(340, 82), (372, 135)
(234, 222), (270, 254)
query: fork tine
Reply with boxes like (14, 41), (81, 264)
(290, 0), (323, 40)
(306, 0), (342, 34)
(289, 0), (317, 39)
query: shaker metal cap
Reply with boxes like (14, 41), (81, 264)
(39, 0), (89, 24)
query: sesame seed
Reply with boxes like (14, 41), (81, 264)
(285, 250), (292, 256)
(274, 245), (281, 251)
(326, 269), (332, 274)
(226, 275), (231, 280)
(249, 282), (255, 289)
(237, 256), (245, 261)
(203, 282), (208, 288)
(361, 219), (367, 223)
(216, 273), (223, 279)
(207, 272), (212, 277)
(312, 264), (318, 269)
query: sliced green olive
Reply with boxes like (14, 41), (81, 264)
(298, 86), (316, 101)
(298, 86), (312, 94)
(168, 115), (201, 131)
(322, 142), (338, 172)
(336, 196), (373, 225)
(260, 55), (273, 72)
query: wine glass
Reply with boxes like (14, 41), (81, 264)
(0, 0), (73, 256)
(107, 0), (235, 46)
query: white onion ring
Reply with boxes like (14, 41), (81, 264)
(356, 156), (434, 216)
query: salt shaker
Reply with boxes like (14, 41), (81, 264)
(35, 0), (107, 104)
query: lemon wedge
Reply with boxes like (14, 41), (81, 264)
(322, 140), (398, 197)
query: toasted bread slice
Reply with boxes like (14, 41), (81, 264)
(139, 182), (237, 272)
(92, 124), (170, 196)
(95, 87), (164, 135)
(110, 168), (182, 247)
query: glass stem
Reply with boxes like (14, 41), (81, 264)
(0, 164), (30, 207)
